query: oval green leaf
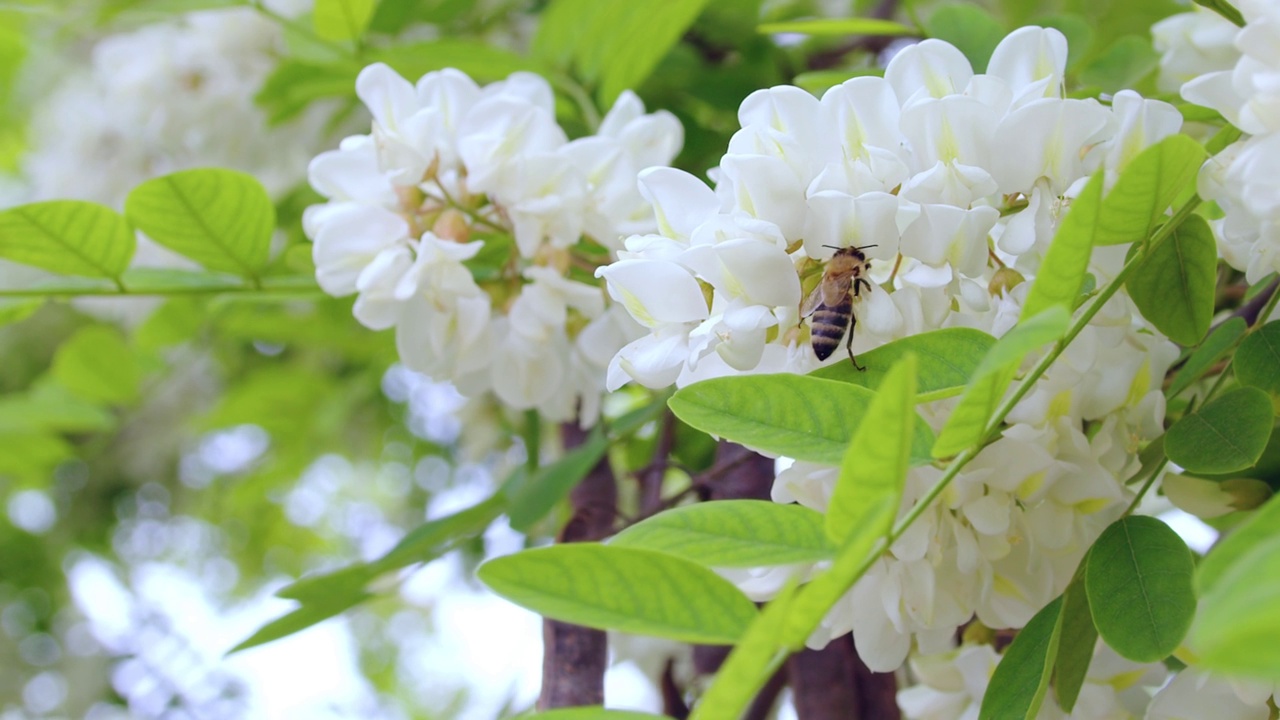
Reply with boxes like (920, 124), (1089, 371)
(1094, 134), (1207, 246)
(757, 18), (916, 36)
(507, 426), (608, 532)
(979, 596), (1063, 720)
(1191, 534), (1280, 678)
(0, 200), (134, 279)
(827, 354), (916, 546)
(668, 374), (934, 466)
(477, 544), (758, 645)
(924, 4), (1004, 71)
(810, 327), (995, 402)
(932, 306), (1071, 458)
(1052, 573), (1098, 713)
(1165, 386), (1274, 474)
(313, 0), (375, 41)
(1168, 317), (1247, 397)
(50, 325), (141, 405)
(1197, 495), (1280, 593)
(609, 500), (834, 567)
(125, 168), (275, 278)
(1126, 214), (1217, 346)
(1234, 320), (1280, 395)
(1085, 516), (1196, 663)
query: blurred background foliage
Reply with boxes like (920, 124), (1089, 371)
(0, 0), (1192, 716)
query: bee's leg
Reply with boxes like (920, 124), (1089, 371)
(856, 278), (872, 296)
(846, 315), (865, 372)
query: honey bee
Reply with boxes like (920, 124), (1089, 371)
(801, 244), (876, 371)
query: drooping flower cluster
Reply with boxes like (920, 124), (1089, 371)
(897, 639), (1167, 719)
(1158, 1), (1280, 283)
(305, 64), (683, 423)
(18, 3), (323, 207)
(597, 27), (1181, 671)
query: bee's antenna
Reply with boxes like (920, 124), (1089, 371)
(822, 244), (879, 251)
(852, 244), (878, 250)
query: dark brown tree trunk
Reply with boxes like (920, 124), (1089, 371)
(788, 635), (901, 720)
(537, 422), (618, 710)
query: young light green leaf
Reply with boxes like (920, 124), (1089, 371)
(1022, 172), (1102, 319)
(506, 426), (608, 532)
(669, 374), (934, 466)
(230, 593), (368, 654)
(609, 501), (834, 567)
(757, 18), (915, 36)
(371, 40), (550, 84)
(690, 583), (799, 720)
(313, 0), (375, 41)
(125, 168), (275, 279)
(1234, 320), (1280, 395)
(0, 383), (115, 435)
(1085, 517), (1196, 662)
(477, 545), (757, 645)
(923, 4), (1004, 71)
(827, 354), (916, 546)
(1168, 317), (1247, 397)
(979, 596), (1064, 720)
(1191, 534), (1280, 678)
(1197, 495), (1280, 593)
(1126, 215), (1217, 346)
(0, 200), (134, 279)
(809, 327), (995, 402)
(932, 307), (1071, 458)
(0, 299), (41, 327)
(1094, 134), (1207, 246)
(50, 325), (141, 405)
(281, 493), (507, 603)
(1165, 386), (1274, 474)
(1053, 573), (1098, 713)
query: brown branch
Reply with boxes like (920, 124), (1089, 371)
(639, 411), (678, 516)
(661, 659), (690, 720)
(537, 421), (618, 710)
(788, 634), (900, 719)
(743, 666), (788, 720)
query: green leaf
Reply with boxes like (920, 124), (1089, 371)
(932, 306), (1071, 458)
(689, 583), (799, 720)
(230, 593), (369, 653)
(1085, 516), (1196, 662)
(1126, 214), (1217, 345)
(477, 544), (757, 644)
(0, 200), (134, 279)
(522, 709), (671, 720)
(280, 493), (506, 603)
(0, 383), (116, 434)
(1197, 495), (1280, 593)
(0, 299), (41, 327)
(506, 427), (608, 532)
(979, 596), (1063, 720)
(1037, 15), (1094, 70)
(313, 0), (375, 41)
(668, 374), (934, 466)
(1078, 35), (1158, 94)
(125, 168), (275, 278)
(1165, 386), (1274, 474)
(610, 500), (835, 567)
(1191, 533), (1280, 678)
(810, 327), (995, 402)
(533, 0), (713, 105)
(1168, 317), (1247, 397)
(1193, 0), (1245, 27)
(757, 18), (916, 36)
(1094, 134), (1207, 246)
(827, 354), (916, 546)
(50, 325), (141, 406)
(370, 40), (550, 83)
(1053, 574), (1097, 713)
(256, 60), (360, 125)
(1022, 172), (1101, 319)
(1234, 320), (1280, 395)
(923, 5), (1004, 71)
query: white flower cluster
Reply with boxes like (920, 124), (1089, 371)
(597, 27), (1181, 671)
(1158, 1), (1280, 282)
(19, 4), (323, 207)
(898, 639), (1167, 719)
(305, 64), (683, 423)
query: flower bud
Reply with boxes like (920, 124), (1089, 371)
(988, 266), (1025, 295)
(432, 208), (471, 243)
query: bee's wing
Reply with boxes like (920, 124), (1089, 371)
(800, 283), (824, 316)
(821, 275), (852, 307)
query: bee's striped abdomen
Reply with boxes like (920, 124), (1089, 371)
(810, 295), (853, 361)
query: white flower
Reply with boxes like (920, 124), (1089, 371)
(1152, 8), (1241, 94)
(1146, 669), (1272, 720)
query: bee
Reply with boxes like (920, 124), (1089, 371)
(801, 244), (876, 371)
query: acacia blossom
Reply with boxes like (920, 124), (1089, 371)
(597, 26), (1181, 672)
(305, 64), (683, 424)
